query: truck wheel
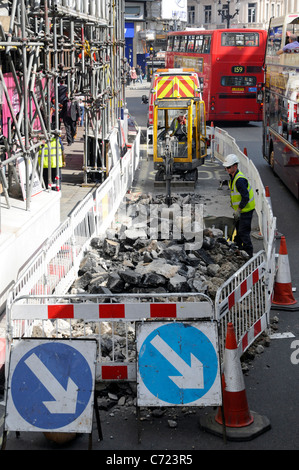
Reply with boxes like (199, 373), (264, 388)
(183, 169), (198, 181)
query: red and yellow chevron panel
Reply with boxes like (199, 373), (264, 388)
(156, 76), (197, 99)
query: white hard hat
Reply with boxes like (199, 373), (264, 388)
(223, 154), (240, 167)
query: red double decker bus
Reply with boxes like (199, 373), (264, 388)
(165, 28), (267, 122)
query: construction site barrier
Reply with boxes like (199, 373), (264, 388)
(3, 125), (277, 375)
(215, 251), (269, 359)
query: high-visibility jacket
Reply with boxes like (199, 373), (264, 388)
(38, 138), (63, 169)
(170, 118), (186, 135)
(229, 170), (255, 212)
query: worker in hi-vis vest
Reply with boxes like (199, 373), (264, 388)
(223, 153), (255, 258)
(38, 137), (65, 190)
(168, 112), (187, 141)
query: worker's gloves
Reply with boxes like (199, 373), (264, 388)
(233, 209), (241, 221)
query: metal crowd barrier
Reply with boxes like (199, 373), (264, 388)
(215, 251), (268, 359)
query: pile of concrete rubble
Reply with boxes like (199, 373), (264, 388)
(70, 193), (248, 300)
(33, 192), (250, 360)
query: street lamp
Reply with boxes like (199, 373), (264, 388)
(218, 0), (239, 28)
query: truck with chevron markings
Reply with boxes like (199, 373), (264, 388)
(144, 68), (203, 156)
(143, 68), (207, 199)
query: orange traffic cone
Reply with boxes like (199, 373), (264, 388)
(265, 185), (271, 209)
(199, 323), (271, 441)
(272, 236), (297, 307)
(215, 323), (253, 427)
(210, 121), (215, 139)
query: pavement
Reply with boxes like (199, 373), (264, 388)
(59, 125), (97, 222)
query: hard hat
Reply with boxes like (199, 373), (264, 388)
(223, 154), (240, 167)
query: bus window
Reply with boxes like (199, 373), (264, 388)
(194, 35), (211, 53)
(187, 35), (195, 52)
(221, 76), (257, 86)
(203, 36), (211, 53)
(221, 32), (260, 46)
(194, 35), (203, 53)
(286, 19), (299, 44)
(285, 27), (299, 50)
(179, 36), (187, 52)
(167, 36), (174, 52)
(173, 36), (181, 52)
(267, 26), (282, 55)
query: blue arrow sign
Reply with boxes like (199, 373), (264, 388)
(138, 322), (219, 405)
(9, 341), (94, 430)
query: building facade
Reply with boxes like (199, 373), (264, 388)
(187, 0), (298, 30)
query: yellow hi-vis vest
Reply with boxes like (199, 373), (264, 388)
(38, 138), (63, 169)
(229, 170), (255, 212)
(173, 119), (180, 131)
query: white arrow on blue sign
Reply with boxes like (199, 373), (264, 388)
(5, 339), (97, 433)
(137, 322), (221, 407)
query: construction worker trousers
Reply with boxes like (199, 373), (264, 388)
(234, 210), (254, 258)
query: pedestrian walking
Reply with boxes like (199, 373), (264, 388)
(58, 79), (67, 105)
(136, 65), (143, 84)
(130, 67), (137, 85)
(222, 154), (255, 258)
(77, 96), (85, 126)
(61, 95), (81, 145)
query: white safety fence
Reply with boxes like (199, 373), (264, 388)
(7, 293), (214, 382)
(212, 126), (277, 356)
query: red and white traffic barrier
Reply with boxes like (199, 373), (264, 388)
(218, 264), (264, 314)
(11, 301), (212, 321)
(240, 314), (268, 354)
(98, 363), (136, 381)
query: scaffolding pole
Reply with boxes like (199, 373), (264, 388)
(0, 0), (126, 217)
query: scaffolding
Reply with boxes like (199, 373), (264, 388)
(0, 0), (126, 211)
